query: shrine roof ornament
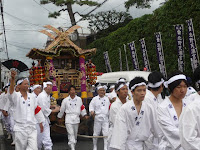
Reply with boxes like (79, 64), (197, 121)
(26, 25), (96, 59)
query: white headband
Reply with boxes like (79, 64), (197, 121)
(43, 81), (52, 89)
(148, 79), (165, 88)
(164, 74), (186, 88)
(32, 85), (41, 91)
(17, 78), (29, 85)
(97, 85), (106, 91)
(131, 82), (146, 91)
(116, 78), (126, 84)
(116, 83), (126, 91)
(109, 85), (115, 89)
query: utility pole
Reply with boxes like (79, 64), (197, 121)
(0, 60), (1, 90)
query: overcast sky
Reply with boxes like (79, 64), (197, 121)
(0, 0), (164, 68)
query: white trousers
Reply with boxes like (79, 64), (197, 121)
(15, 128), (37, 150)
(37, 120), (53, 150)
(65, 123), (79, 146)
(2, 115), (11, 133)
(93, 120), (109, 150)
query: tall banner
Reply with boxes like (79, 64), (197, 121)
(155, 32), (167, 79)
(128, 41), (140, 70)
(186, 19), (199, 72)
(139, 38), (151, 71)
(119, 48), (123, 71)
(175, 24), (185, 72)
(103, 51), (112, 72)
(123, 44), (129, 71)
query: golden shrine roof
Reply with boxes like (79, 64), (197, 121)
(26, 25), (96, 59)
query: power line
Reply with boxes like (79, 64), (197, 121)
(0, 39), (30, 50)
(4, 11), (43, 28)
(32, 0), (70, 22)
(0, 0), (9, 59)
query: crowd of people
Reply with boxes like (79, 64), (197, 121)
(1, 68), (200, 150)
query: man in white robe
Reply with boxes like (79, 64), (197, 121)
(107, 85), (117, 103)
(179, 66), (200, 150)
(8, 70), (44, 150)
(0, 85), (12, 140)
(57, 85), (88, 150)
(36, 81), (54, 150)
(89, 84), (110, 150)
(108, 79), (128, 149)
(109, 77), (164, 150)
(31, 84), (42, 98)
(144, 71), (165, 149)
(158, 72), (188, 150)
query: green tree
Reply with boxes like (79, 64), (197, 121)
(124, 0), (168, 9)
(40, 0), (105, 26)
(86, 10), (132, 33)
(40, 0), (107, 46)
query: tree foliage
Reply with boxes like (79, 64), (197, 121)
(40, 0), (99, 18)
(86, 10), (132, 32)
(87, 0), (200, 78)
(124, 0), (168, 9)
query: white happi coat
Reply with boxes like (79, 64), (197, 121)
(179, 94), (200, 150)
(108, 97), (126, 141)
(89, 95), (110, 122)
(110, 100), (163, 150)
(157, 97), (187, 150)
(145, 90), (160, 109)
(0, 92), (8, 110)
(8, 91), (44, 131)
(37, 90), (52, 123)
(144, 90), (162, 150)
(57, 95), (87, 124)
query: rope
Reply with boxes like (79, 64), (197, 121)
(55, 124), (108, 138)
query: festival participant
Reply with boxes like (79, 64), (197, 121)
(157, 71), (188, 150)
(8, 70), (44, 150)
(109, 77), (164, 150)
(146, 71), (165, 108)
(57, 85), (88, 150)
(1, 84), (12, 140)
(36, 81), (54, 150)
(107, 85), (117, 103)
(31, 84), (42, 98)
(144, 71), (165, 149)
(89, 84), (110, 150)
(108, 79), (128, 149)
(179, 66), (200, 149)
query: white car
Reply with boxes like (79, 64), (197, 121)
(97, 71), (150, 84)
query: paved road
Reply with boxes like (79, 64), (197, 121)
(4, 132), (104, 150)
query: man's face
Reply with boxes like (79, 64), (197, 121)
(69, 87), (76, 97)
(132, 85), (146, 102)
(19, 80), (29, 92)
(98, 88), (106, 97)
(117, 85), (128, 100)
(34, 86), (42, 96)
(172, 81), (187, 100)
(45, 84), (52, 94)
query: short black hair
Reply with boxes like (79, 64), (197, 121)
(148, 71), (164, 91)
(167, 71), (188, 92)
(68, 85), (76, 92)
(129, 77), (147, 91)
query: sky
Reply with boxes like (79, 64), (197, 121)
(0, 0), (164, 69)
